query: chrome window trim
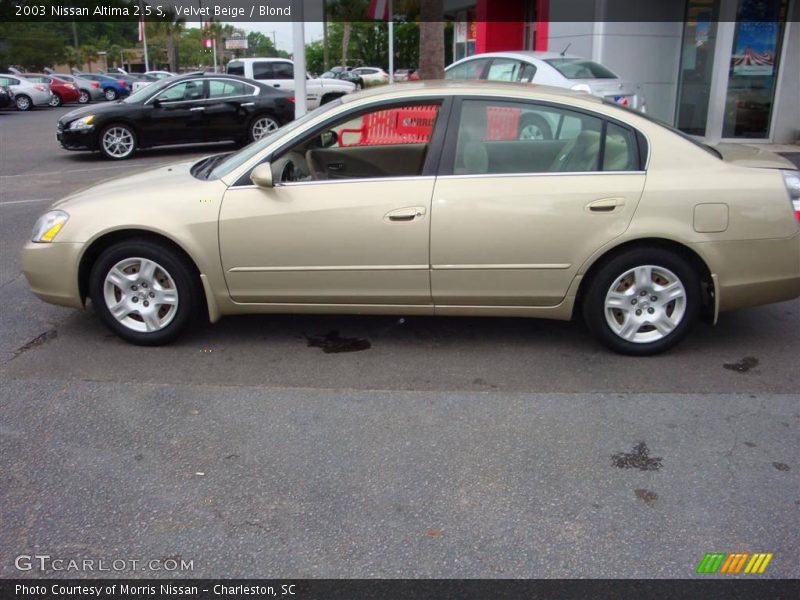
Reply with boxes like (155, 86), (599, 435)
(228, 175), (437, 190)
(437, 171), (646, 180)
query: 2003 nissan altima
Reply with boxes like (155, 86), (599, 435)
(22, 82), (800, 355)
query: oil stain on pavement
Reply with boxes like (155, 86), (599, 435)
(635, 489), (658, 506)
(305, 330), (372, 354)
(611, 442), (663, 471)
(723, 356), (759, 373)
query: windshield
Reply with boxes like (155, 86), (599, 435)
(546, 59), (617, 79)
(208, 99), (344, 180)
(122, 78), (173, 103)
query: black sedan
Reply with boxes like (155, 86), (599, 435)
(0, 85), (12, 109)
(56, 73), (296, 160)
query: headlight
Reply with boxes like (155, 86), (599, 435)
(69, 115), (95, 130)
(31, 210), (69, 243)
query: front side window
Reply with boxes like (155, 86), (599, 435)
(156, 81), (203, 103)
(252, 62), (273, 80)
(451, 99), (637, 175)
(445, 58), (490, 80)
(271, 101), (442, 183)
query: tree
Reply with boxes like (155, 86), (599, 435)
(418, 0), (444, 79)
(327, 0), (369, 67)
(63, 46), (82, 71)
(247, 31), (289, 58)
(0, 23), (66, 71)
(80, 45), (99, 73)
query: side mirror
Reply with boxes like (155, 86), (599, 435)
(152, 98), (161, 108)
(250, 163), (273, 188)
(320, 130), (338, 148)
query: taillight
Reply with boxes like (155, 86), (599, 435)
(91, 82), (100, 88)
(118, 80), (127, 87)
(781, 170), (800, 221)
(287, 96), (295, 103)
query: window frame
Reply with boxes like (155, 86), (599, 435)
(233, 96), (454, 187)
(206, 78), (258, 100)
(437, 95), (648, 177)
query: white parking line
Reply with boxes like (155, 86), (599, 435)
(0, 198), (53, 206)
(0, 164), (137, 178)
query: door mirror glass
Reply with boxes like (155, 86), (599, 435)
(320, 130), (338, 148)
(250, 163), (273, 188)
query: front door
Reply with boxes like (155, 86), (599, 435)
(140, 80), (207, 145)
(431, 97), (646, 307)
(218, 99), (447, 306)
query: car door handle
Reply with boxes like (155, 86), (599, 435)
(189, 106), (205, 112)
(586, 197), (625, 212)
(273, 84), (280, 88)
(327, 162), (344, 171)
(385, 206), (426, 222)
(240, 102), (255, 107)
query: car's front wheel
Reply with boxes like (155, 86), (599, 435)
(78, 90), (91, 104)
(518, 114), (552, 140)
(99, 124), (137, 160)
(49, 93), (62, 107)
(89, 240), (197, 345)
(104, 87), (118, 101)
(15, 94), (32, 111)
(582, 249), (701, 355)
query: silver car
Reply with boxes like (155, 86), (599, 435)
(52, 73), (105, 104)
(0, 74), (52, 110)
(446, 51), (646, 139)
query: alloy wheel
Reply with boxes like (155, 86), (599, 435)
(102, 257), (179, 333)
(78, 91), (90, 103)
(251, 116), (279, 141)
(15, 95), (31, 110)
(101, 127), (135, 159)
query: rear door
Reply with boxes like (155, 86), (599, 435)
(204, 78), (259, 139)
(430, 97), (646, 308)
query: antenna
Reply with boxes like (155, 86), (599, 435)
(560, 43), (572, 56)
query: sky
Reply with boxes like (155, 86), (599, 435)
(186, 22), (326, 53)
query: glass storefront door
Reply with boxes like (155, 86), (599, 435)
(722, 0), (789, 138)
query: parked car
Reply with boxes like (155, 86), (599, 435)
(23, 82), (800, 353)
(445, 51), (647, 130)
(0, 85), (13, 108)
(320, 69), (363, 90)
(351, 66), (390, 85)
(131, 71), (176, 92)
(226, 58), (356, 109)
(0, 74), (52, 110)
(55, 72), (295, 160)
(52, 73), (105, 103)
(77, 73), (131, 101)
(21, 74), (80, 107)
(393, 68), (418, 82)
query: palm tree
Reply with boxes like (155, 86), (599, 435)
(327, 0), (368, 67)
(80, 44), (99, 72)
(64, 46), (82, 71)
(418, 0), (444, 79)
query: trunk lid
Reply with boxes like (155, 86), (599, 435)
(711, 143), (796, 170)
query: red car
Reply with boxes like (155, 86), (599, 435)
(21, 74), (80, 107)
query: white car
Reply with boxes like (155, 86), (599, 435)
(0, 74), (52, 110)
(446, 51), (647, 123)
(131, 71), (176, 93)
(351, 66), (390, 85)
(226, 58), (356, 109)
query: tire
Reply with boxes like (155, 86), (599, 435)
(49, 93), (62, 107)
(89, 239), (198, 345)
(78, 89), (91, 104)
(518, 114), (552, 140)
(15, 94), (32, 111)
(582, 248), (701, 355)
(249, 114), (280, 142)
(98, 123), (137, 160)
(104, 87), (118, 101)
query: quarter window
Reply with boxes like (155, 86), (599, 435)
(227, 61), (245, 76)
(208, 80), (250, 98)
(451, 99), (638, 175)
(445, 58), (490, 81)
(486, 59), (523, 82)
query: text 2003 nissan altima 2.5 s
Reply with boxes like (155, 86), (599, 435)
(23, 82), (800, 354)
(56, 72), (296, 159)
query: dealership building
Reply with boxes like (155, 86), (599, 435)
(446, 0), (799, 144)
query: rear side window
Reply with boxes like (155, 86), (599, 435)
(445, 58), (490, 81)
(545, 59), (617, 79)
(227, 61), (244, 76)
(486, 59), (523, 82)
(450, 99), (640, 175)
(208, 80), (251, 98)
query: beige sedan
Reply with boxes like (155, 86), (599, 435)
(22, 82), (800, 354)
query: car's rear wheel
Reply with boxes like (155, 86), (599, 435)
(89, 240), (197, 345)
(582, 249), (700, 355)
(49, 93), (62, 107)
(15, 94), (32, 111)
(78, 90), (91, 104)
(104, 87), (118, 101)
(249, 114), (279, 142)
(518, 114), (552, 140)
(99, 124), (136, 160)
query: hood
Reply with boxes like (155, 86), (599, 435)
(711, 143), (796, 170)
(59, 100), (127, 124)
(51, 160), (198, 210)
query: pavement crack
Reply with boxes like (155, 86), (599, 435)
(9, 329), (58, 361)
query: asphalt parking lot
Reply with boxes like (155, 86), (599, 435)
(1, 106), (798, 578)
